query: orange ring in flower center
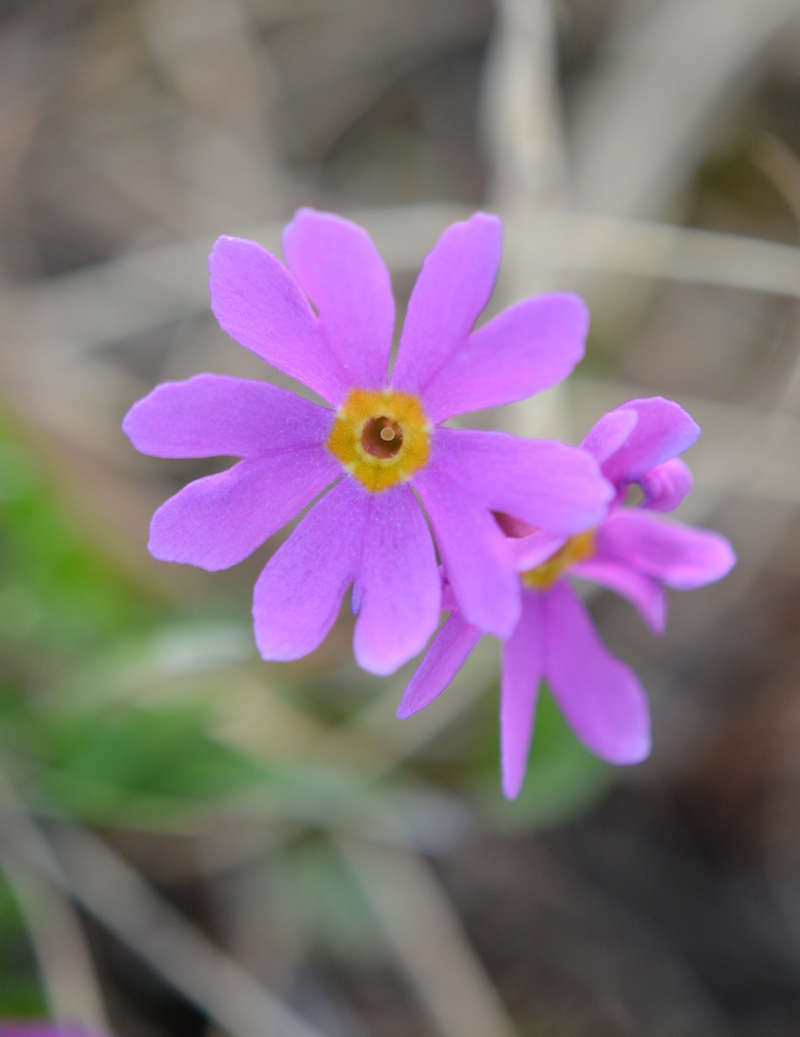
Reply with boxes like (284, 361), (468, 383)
(521, 529), (595, 590)
(326, 388), (432, 493)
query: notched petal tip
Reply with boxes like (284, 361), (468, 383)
(208, 233), (351, 406)
(146, 532), (198, 568)
(122, 377), (221, 455)
(287, 205), (317, 223)
(349, 484), (441, 676)
(251, 479), (367, 663)
(355, 624), (434, 678)
(391, 211), (504, 396)
(283, 207), (377, 266)
(422, 290), (592, 424)
(282, 207), (395, 393)
(123, 374), (337, 467)
(208, 233), (259, 274)
(285, 206), (366, 235)
(463, 209), (502, 231)
(211, 232), (239, 248)
(534, 290), (590, 348)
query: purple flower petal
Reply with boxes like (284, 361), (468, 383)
(440, 571), (458, 611)
(420, 293), (589, 424)
(390, 213), (501, 396)
(413, 428), (611, 636)
(413, 457), (520, 637)
(595, 510), (736, 589)
(580, 407), (638, 463)
(282, 209), (395, 391)
(571, 559), (666, 633)
(252, 479), (366, 661)
(597, 397), (700, 488)
(353, 484), (440, 675)
(510, 530), (567, 570)
(639, 457), (693, 512)
(427, 428), (613, 536)
(123, 374), (336, 458)
(209, 236), (350, 405)
(500, 591), (544, 799)
(396, 611), (482, 718)
(543, 581), (651, 764)
(149, 451), (340, 570)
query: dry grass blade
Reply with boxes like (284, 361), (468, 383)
(18, 204), (800, 383)
(19, 203), (471, 361)
(49, 824), (331, 1037)
(0, 840), (109, 1031)
(482, 0), (564, 215)
(530, 211), (800, 296)
(479, 0), (571, 449)
(482, 0), (564, 301)
(570, 0), (800, 219)
(334, 833), (518, 1037)
(751, 131), (800, 227)
(0, 772), (330, 1037)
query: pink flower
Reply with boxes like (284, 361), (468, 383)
(123, 210), (612, 674)
(397, 397), (736, 797)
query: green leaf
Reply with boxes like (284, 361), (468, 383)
(29, 703), (269, 825)
(0, 424), (160, 661)
(0, 876), (47, 1018)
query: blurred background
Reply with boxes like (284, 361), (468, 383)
(1, 0), (800, 1034)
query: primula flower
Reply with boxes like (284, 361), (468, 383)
(123, 209), (612, 674)
(397, 397), (736, 797)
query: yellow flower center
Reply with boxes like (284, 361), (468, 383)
(521, 530), (595, 591)
(326, 388), (432, 493)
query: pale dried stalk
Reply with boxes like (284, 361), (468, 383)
(570, 0), (800, 220)
(0, 772), (329, 1037)
(49, 824), (331, 1037)
(18, 203), (800, 374)
(0, 839), (109, 1032)
(481, 0), (565, 299)
(334, 833), (518, 1037)
(528, 210), (800, 296)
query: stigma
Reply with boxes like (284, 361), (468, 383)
(327, 388), (432, 492)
